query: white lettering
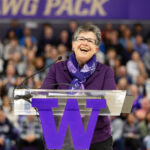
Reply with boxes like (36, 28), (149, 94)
(90, 0), (108, 16)
(43, 0), (61, 15)
(22, 0), (39, 15)
(2, 0), (24, 15)
(56, 0), (73, 16)
(75, 0), (90, 16)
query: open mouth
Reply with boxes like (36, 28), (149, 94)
(80, 48), (89, 52)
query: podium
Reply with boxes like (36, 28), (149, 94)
(14, 89), (134, 149)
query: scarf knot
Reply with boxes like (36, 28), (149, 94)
(67, 53), (97, 90)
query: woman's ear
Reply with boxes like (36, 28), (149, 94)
(96, 47), (99, 52)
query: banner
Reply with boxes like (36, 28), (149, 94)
(0, 0), (149, 19)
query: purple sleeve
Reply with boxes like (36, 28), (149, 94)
(41, 64), (57, 89)
(102, 68), (116, 90)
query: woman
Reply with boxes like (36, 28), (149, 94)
(41, 24), (116, 150)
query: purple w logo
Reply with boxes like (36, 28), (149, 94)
(32, 98), (106, 149)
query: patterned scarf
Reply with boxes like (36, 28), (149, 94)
(67, 53), (97, 90)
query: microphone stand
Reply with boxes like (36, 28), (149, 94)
(13, 56), (62, 100)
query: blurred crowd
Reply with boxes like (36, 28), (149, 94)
(0, 19), (150, 150)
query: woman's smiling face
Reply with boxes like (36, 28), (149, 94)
(72, 31), (98, 66)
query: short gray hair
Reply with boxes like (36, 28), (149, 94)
(73, 24), (101, 46)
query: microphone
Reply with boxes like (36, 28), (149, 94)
(13, 56), (62, 100)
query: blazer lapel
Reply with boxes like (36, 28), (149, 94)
(63, 61), (73, 83)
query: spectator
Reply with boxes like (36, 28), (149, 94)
(4, 37), (21, 61)
(117, 77), (128, 90)
(111, 116), (124, 150)
(0, 109), (16, 150)
(115, 66), (132, 84)
(3, 64), (16, 97)
(34, 80), (42, 89)
(4, 30), (17, 45)
(0, 80), (7, 103)
(12, 52), (26, 76)
(57, 44), (69, 61)
(143, 40), (150, 77)
(129, 84), (144, 112)
(58, 30), (71, 50)
(44, 44), (54, 67)
(140, 97), (150, 114)
(17, 115), (44, 150)
(34, 56), (45, 81)
(50, 46), (59, 62)
(6, 20), (22, 39)
(113, 56), (122, 73)
(124, 40), (134, 61)
(33, 56), (44, 71)
(37, 24), (56, 56)
(119, 28), (134, 49)
(26, 50), (36, 67)
(68, 20), (78, 44)
(102, 23), (113, 40)
(123, 113), (141, 150)
(2, 96), (12, 114)
(135, 109), (146, 123)
(0, 40), (3, 58)
(6, 19), (23, 40)
(44, 45), (58, 71)
(96, 49), (105, 64)
(22, 37), (37, 58)
(138, 61), (147, 79)
(105, 30), (126, 64)
(132, 35), (148, 59)
(24, 66), (35, 89)
(105, 48), (117, 68)
(143, 111), (150, 150)
(118, 24), (127, 38)
(0, 41), (4, 74)
(137, 110), (149, 140)
(126, 51), (141, 83)
(132, 23), (145, 37)
(15, 76), (24, 88)
(136, 75), (146, 96)
(19, 28), (37, 46)
(2, 96), (18, 128)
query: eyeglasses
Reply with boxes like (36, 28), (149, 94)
(75, 36), (97, 45)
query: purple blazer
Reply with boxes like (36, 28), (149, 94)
(41, 60), (116, 144)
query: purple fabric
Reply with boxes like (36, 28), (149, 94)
(41, 60), (116, 143)
(132, 95), (144, 112)
(67, 53), (97, 90)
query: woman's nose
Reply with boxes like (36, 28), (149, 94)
(81, 39), (88, 45)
